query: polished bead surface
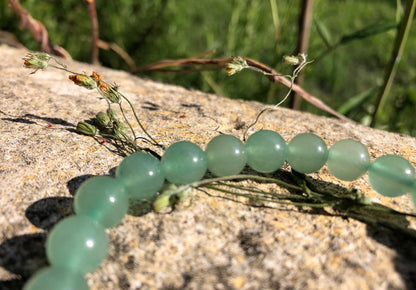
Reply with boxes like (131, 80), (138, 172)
(74, 176), (129, 228)
(245, 130), (287, 173)
(161, 141), (207, 184)
(327, 139), (370, 181)
(205, 134), (247, 176)
(46, 215), (108, 274)
(23, 267), (88, 290)
(116, 152), (165, 199)
(368, 154), (415, 197)
(287, 133), (328, 174)
(410, 180), (416, 208)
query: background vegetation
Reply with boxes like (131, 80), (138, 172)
(1, 0), (415, 135)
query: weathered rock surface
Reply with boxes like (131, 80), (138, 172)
(0, 45), (415, 290)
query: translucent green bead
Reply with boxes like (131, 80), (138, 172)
(245, 130), (287, 173)
(410, 181), (416, 208)
(46, 215), (108, 274)
(116, 152), (165, 199)
(327, 139), (370, 181)
(368, 154), (415, 197)
(23, 267), (88, 290)
(74, 176), (129, 228)
(287, 133), (328, 174)
(205, 134), (247, 176)
(161, 141), (207, 184)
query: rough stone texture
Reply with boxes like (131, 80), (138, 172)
(0, 45), (415, 290)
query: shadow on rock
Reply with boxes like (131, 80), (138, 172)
(367, 224), (416, 289)
(25, 197), (74, 231)
(0, 233), (48, 289)
(67, 174), (95, 197)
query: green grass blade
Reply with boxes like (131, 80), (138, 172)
(337, 87), (378, 115)
(314, 18), (333, 48)
(339, 21), (398, 44)
(371, 0), (416, 127)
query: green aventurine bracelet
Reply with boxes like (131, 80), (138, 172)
(23, 130), (416, 290)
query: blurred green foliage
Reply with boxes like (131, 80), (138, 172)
(1, 0), (415, 135)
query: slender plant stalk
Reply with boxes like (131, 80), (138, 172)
(7, 0), (70, 58)
(45, 57), (161, 151)
(269, 0), (280, 41)
(118, 103), (137, 141)
(371, 0), (416, 127)
(291, 0), (314, 110)
(85, 0), (100, 64)
(118, 94), (161, 146)
(203, 184), (333, 208)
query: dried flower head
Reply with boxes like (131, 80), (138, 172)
(225, 56), (248, 76)
(91, 72), (121, 103)
(69, 74), (97, 90)
(283, 53), (307, 66)
(23, 52), (51, 73)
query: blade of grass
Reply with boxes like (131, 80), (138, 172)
(337, 87), (377, 115)
(269, 0), (280, 41)
(315, 21), (398, 63)
(339, 22), (398, 44)
(371, 0), (416, 127)
(313, 18), (333, 48)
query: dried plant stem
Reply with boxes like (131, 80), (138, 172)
(136, 53), (350, 122)
(153, 174), (304, 209)
(203, 184), (331, 208)
(46, 57), (160, 150)
(7, 0), (70, 58)
(242, 58), (312, 140)
(292, 0), (314, 110)
(98, 40), (137, 71)
(85, 0), (100, 64)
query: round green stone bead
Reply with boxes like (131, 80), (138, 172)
(74, 176), (129, 228)
(287, 133), (328, 174)
(116, 152), (165, 199)
(46, 215), (108, 274)
(368, 154), (415, 197)
(410, 181), (416, 208)
(327, 139), (370, 181)
(245, 130), (287, 173)
(205, 134), (247, 177)
(161, 141), (207, 184)
(23, 267), (88, 290)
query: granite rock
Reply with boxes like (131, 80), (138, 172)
(0, 45), (415, 290)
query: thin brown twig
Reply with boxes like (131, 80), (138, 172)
(292, 0), (314, 110)
(134, 58), (232, 73)
(85, 0), (100, 64)
(97, 40), (137, 71)
(6, 0), (70, 59)
(135, 53), (350, 121)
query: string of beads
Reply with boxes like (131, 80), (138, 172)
(24, 130), (416, 290)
